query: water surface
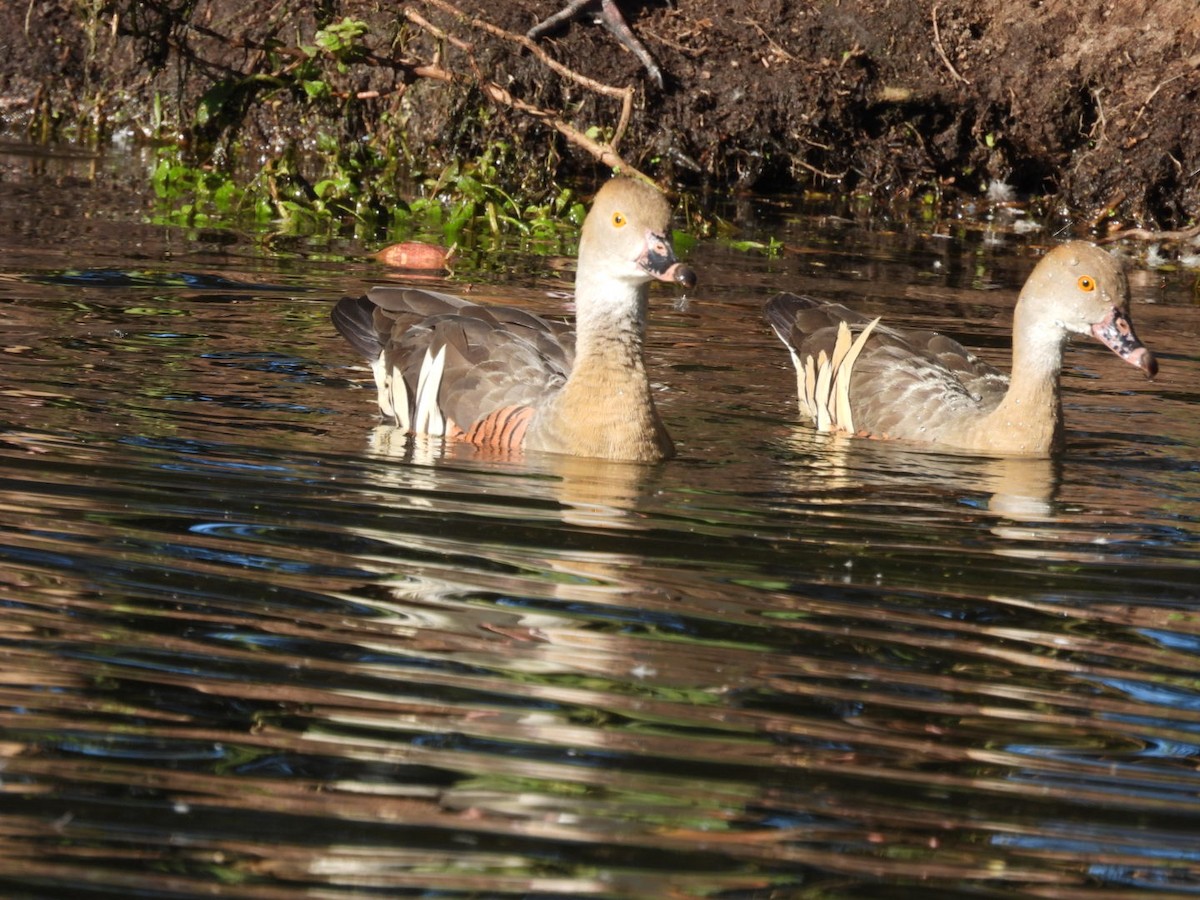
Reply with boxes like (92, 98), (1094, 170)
(2, 144), (1199, 898)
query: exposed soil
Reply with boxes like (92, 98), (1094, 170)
(3, 0), (1199, 228)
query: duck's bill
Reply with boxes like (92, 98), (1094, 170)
(641, 234), (698, 289)
(661, 262), (697, 289)
(1092, 307), (1158, 378)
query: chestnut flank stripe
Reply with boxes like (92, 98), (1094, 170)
(462, 405), (533, 450)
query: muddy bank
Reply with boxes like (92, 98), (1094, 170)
(2, 0), (1198, 229)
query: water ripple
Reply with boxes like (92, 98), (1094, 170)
(3, 174), (1200, 896)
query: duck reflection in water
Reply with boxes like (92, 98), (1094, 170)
(343, 426), (710, 692)
(778, 426), (1061, 522)
(366, 423), (654, 531)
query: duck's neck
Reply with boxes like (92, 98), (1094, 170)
(566, 277), (658, 417)
(571, 278), (650, 374)
(547, 276), (672, 460)
(985, 303), (1067, 454)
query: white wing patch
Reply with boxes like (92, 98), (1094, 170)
(413, 344), (448, 435)
(372, 353), (410, 431)
(801, 317), (881, 435)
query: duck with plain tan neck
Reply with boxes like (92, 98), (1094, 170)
(765, 242), (1158, 456)
(331, 177), (696, 462)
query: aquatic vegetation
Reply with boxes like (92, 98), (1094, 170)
(35, 4), (712, 261)
(129, 12), (597, 251)
(148, 140), (587, 255)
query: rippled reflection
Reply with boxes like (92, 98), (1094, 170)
(1, 144), (1199, 897)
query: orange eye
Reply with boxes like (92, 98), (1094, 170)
(612, 211), (626, 228)
(1077, 275), (1096, 292)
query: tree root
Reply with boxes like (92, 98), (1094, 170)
(1101, 221), (1200, 246)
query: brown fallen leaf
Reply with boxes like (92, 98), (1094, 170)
(374, 241), (455, 270)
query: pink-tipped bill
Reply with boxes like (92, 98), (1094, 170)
(1092, 307), (1157, 378)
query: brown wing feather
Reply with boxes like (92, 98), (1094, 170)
(332, 288), (573, 440)
(330, 294), (384, 360)
(765, 292), (1010, 440)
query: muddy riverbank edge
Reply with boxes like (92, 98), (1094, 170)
(2, 0), (1198, 231)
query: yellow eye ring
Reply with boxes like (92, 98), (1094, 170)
(1077, 275), (1096, 292)
(612, 211), (626, 228)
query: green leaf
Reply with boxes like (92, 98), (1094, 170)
(195, 79), (240, 127)
(313, 179), (340, 200)
(314, 17), (369, 61)
(302, 80), (330, 100)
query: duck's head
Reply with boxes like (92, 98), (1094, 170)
(1020, 241), (1157, 378)
(579, 178), (696, 290)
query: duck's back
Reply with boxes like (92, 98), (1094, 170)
(765, 293), (1010, 443)
(332, 287), (573, 446)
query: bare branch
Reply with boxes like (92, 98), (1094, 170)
(1101, 221), (1200, 246)
(416, 0), (636, 149)
(931, 4), (970, 86)
(403, 5), (649, 181)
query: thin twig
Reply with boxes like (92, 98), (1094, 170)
(1088, 188), (1125, 229)
(1134, 71), (1186, 125)
(741, 18), (796, 63)
(422, 0), (629, 99)
(795, 157), (848, 180)
(406, 9), (473, 52)
(526, 0), (592, 39)
(1101, 221), (1200, 246)
(931, 4), (970, 85)
(1088, 87), (1107, 142)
